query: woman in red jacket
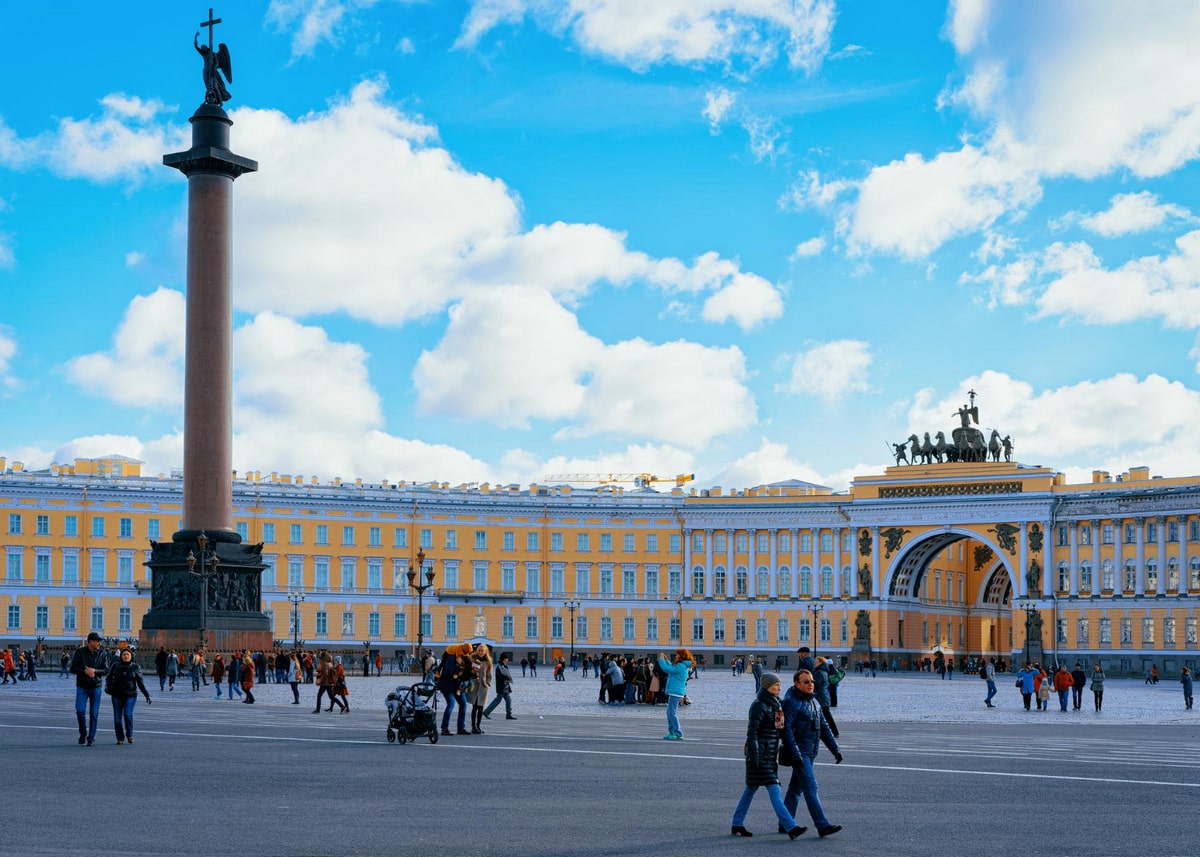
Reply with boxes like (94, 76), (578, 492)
(240, 653), (256, 704)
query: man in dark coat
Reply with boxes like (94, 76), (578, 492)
(781, 669), (843, 838)
(69, 632), (110, 746)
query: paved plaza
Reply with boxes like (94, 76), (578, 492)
(2, 667), (1199, 857)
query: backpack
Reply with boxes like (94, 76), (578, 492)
(980, 666), (989, 680)
(828, 667), (845, 686)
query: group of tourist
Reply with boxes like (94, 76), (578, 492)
(2, 646), (38, 683)
(434, 642), (515, 734)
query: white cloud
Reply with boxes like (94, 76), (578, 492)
(266, 0), (414, 59)
(960, 256), (1035, 309)
(1078, 191), (1192, 237)
(64, 287), (185, 408)
(700, 271), (784, 330)
(416, 286), (757, 447)
(780, 340), (871, 401)
(125, 252), (145, 267)
(457, 0), (837, 74)
(703, 87), (736, 133)
(1035, 231), (1200, 328)
(0, 326), (17, 395)
(844, 141), (1041, 259)
(791, 237), (825, 258)
(907, 371), (1200, 470)
(742, 113), (785, 163)
(0, 97), (185, 183)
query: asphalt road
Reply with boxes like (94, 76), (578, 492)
(3, 692), (1199, 857)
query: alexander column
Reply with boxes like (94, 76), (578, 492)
(141, 9), (271, 656)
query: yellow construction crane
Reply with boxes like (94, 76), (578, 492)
(543, 472), (695, 489)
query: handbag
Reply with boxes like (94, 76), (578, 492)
(778, 742), (795, 767)
(1015, 678), (1022, 688)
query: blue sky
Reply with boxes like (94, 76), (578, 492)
(3, 0), (1200, 491)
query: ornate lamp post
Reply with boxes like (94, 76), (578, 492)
(564, 599), (581, 662)
(1016, 598), (1038, 666)
(406, 548), (434, 676)
(807, 602), (824, 658)
(187, 532), (220, 653)
(287, 590), (305, 653)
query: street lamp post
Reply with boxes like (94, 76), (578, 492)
(565, 600), (581, 663)
(807, 602), (824, 658)
(1016, 598), (1038, 667)
(287, 590), (305, 653)
(186, 532), (220, 654)
(406, 548), (434, 678)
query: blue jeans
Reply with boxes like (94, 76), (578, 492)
(984, 679), (997, 703)
(111, 695), (137, 741)
(666, 694), (682, 736)
(483, 691), (512, 718)
(440, 690), (466, 731)
(731, 783), (796, 830)
(784, 756), (832, 830)
(1057, 689), (1070, 711)
(75, 686), (103, 740)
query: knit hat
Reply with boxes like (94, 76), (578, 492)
(760, 672), (781, 690)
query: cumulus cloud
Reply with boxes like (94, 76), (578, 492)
(266, 0), (419, 58)
(1078, 191), (1192, 237)
(0, 96), (184, 183)
(791, 237), (825, 258)
(457, 0), (836, 74)
(0, 326), (17, 395)
(907, 370), (1200, 475)
(701, 271), (784, 330)
(64, 287), (185, 408)
(780, 340), (872, 401)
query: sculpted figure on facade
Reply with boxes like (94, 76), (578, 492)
(854, 609), (871, 640)
(858, 528), (872, 557)
(973, 544), (994, 572)
(1026, 558), (1042, 592)
(858, 563), (871, 598)
(881, 526), (908, 558)
(990, 522), (1019, 555)
(1028, 523), (1043, 554)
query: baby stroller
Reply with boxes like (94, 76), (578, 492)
(386, 680), (439, 744)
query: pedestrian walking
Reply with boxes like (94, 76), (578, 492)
(812, 657), (839, 738)
(287, 651), (302, 704)
(227, 651), (243, 699)
(482, 654), (517, 720)
(1016, 663), (1035, 710)
(657, 648), (693, 740)
(1181, 667), (1194, 710)
(468, 644), (493, 733)
(982, 658), (998, 708)
(106, 648), (152, 745)
(1091, 664), (1106, 712)
(730, 673), (805, 840)
(1053, 666), (1072, 712)
(1070, 663), (1086, 711)
(69, 632), (110, 746)
(781, 669), (843, 839)
(212, 653), (226, 698)
(240, 652), (256, 704)
(164, 649), (178, 691)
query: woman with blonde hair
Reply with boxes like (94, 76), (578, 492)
(240, 652), (256, 704)
(469, 644), (493, 734)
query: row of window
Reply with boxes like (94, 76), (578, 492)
(6, 513), (160, 540)
(1054, 558), (1200, 592)
(1056, 520), (1200, 547)
(4, 550), (138, 584)
(690, 530), (855, 555)
(1054, 616), (1200, 646)
(6, 604), (131, 633)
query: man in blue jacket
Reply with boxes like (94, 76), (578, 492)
(781, 669), (843, 838)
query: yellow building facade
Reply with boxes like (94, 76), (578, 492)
(2, 454), (1198, 675)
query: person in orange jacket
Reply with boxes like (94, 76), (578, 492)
(1052, 666), (1073, 711)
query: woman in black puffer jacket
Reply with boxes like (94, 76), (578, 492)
(106, 648), (151, 745)
(730, 674), (804, 839)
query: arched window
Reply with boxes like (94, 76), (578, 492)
(735, 567), (748, 596)
(778, 568), (791, 596)
(692, 565), (706, 597)
(714, 567), (726, 597)
(841, 565), (852, 597)
(1057, 562), (1070, 592)
(756, 566), (769, 597)
(799, 566), (812, 597)
(820, 566), (833, 597)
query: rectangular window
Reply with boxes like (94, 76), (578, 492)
(1120, 618), (1132, 644)
(778, 531), (791, 552)
(646, 617), (658, 641)
(6, 605), (19, 630)
(63, 605), (77, 631)
(502, 564), (516, 592)
(420, 612), (431, 637)
(394, 612), (406, 638)
(577, 533), (590, 552)
(235, 521), (249, 540)
(260, 522), (273, 543)
(623, 533), (635, 552)
(735, 532), (747, 552)
(394, 527), (407, 548)
(1168, 521), (1179, 543)
(691, 617), (704, 642)
(89, 553), (105, 583)
(36, 514), (49, 536)
(525, 615), (538, 639)
(646, 533), (659, 553)
(692, 532), (704, 552)
(575, 567), (590, 595)
(7, 513), (21, 534)
(315, 525), (329, 545)
(474, 563), (488, 591)
(1124, 523), (1135, 544)
(341, 558), (356, 592)
(526, 531), (539, 552)
(1102, 524), (1113, 544)
(368, 612), (380, 636)
(777, 618), (790, 642)
(1078, 525), (1091, 546)
(35, 554), (50, 582)
(446, 529), (458, 550)
(420, 528), (433, 549)
(600, 533), (613, 552)
(475, 530), (487, 550)
(90, 606), (104, 630)
(1142, 617), (1154, 643)
(496, 531), (511, 552)
(669, 533), (681, 553)
(5, 551), (21, 582)
(599, 567), (613, 594)
(35, 604), (48, 631)
(713, 532), (726, 552)
(369, 526), (381, 547)
(118, 607), (131, 632)
(669, 617), (680, 641)
(290, 524), (303, 544)
(1164, 617), (1176, 645)
(119, 517), (133, 539)
(91, 517), (105, 538)
(799, 533), (812, 552)
(734, 618), (746, 641)
(820, 533), (833, 552)
(367, 559), (382, 592)
(1191, 521), (1200, 542)
(623, 616), (635, 640)
(314, 559), (329, 591)
(443, 563), (458, 590)
(577, 615), (588, 640)
(63, 553), (78, 584)
(502, 614), (514, 639)
(756, 618), (768, 642)
(819, 618), (832, 643)
(1077, 618), (1089, 645)
(551, 532), (563, 552)
(623, 566), (636, 593)
(1056, 525), (1068, 547)
(1056, 618), (1067, 644)
(757, 532), (769, 553)
(549, 564), (563, 594)
(315, 611), (328, 635)
(1099, 617), (1111, 644)
(117, 554), (133, 584)
(342, 611), (355, 636)
(1187, 618), (1197, 645)
(551, 615), (563, 639)
(288, 559), (303, 589)
(342, 525), (354, 546)
(1147, 522), (1158, 543)
(64, 516), (78, 537)
(645, 567), (659, 594)
(713, 618), (725, 642)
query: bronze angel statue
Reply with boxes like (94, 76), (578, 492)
(195, 31), (233, 104)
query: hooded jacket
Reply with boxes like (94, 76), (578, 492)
(743, 687), (785, 786)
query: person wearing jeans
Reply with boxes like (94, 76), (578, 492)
(107, 648), (152, 744)
(730, 673), (804, 839)
(69, 632), (109, 747)
(483, 654), (517, 720)
(781, 669), (844, 839)
(657, 649), (693, 740)
(983, 658), (998, 708)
